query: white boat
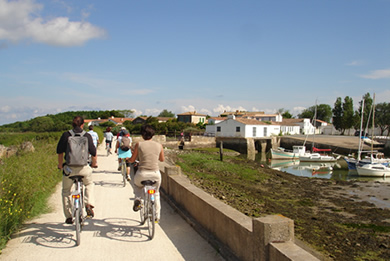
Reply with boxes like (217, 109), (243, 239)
(299, 101), (338, 163)
(356, 163), (390, 177)
(270, 146), (306, 160)
(356, 94), (390, 177)
(299, 152), (338, 162)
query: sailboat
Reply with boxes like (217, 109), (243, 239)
(299, 101), (338, 163)
(356, 94), (390, 177)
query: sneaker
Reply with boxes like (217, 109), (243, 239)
(65, 217), (73, 224)
(117, 165), (121, 171)
(86, 204), (94, 218)
(127, 175), (131, 181)
(155, 218), (160, 224)
(133, 199), (141, 212)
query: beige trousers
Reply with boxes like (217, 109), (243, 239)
(62, 165), (94, 219)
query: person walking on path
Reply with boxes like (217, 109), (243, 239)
(88, 125), (99, 148)
(129, 124), (164, 222)
(56, 116), (98, 224)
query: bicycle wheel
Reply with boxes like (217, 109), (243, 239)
(121, 162), (126, 187)
(75, 206), (81, 246)
(140, 194), (147, 225)
(147, 200), (156, 239)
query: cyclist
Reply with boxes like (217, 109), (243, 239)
(129, 124), (164, 223)
(115, 129), (132, 181)
(57, 116), (97, 224)
(104, 127), (114, 154)
(88, 125), (99, 148)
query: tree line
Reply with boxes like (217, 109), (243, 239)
(1, 94), (389, 136)
(294, 93), (389, 136)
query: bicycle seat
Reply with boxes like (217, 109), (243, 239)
(69, 175), (83, 181)
(141, 180), (156, 186)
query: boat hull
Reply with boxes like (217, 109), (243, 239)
(270, 149), (298, 160)
(356, 164), (390, 177)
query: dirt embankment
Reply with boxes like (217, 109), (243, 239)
(166, 149), (390, 261)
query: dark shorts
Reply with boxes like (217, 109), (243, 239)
(105, 140), (112, 148)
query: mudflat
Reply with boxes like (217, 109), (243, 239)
(169, 149), (390, 261)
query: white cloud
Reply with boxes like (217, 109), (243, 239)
(346, 60), (363, 66)
(360, 69), (390, 79)
(0, 0), (106, 46)
(0, 105), (10, 113)
(212, 104), (247, 115)
(145, 108), (161, 116)
(181, 105), (196, 112)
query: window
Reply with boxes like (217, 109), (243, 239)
(253, 127), (256, 137)
(236, 126), (240, 132)
(263, 127), (267, 137)
(217, 126), (221, 132)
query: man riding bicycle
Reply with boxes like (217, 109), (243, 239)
(57, 116), (97, 224)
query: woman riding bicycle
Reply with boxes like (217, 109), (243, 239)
(115, 129), (132, 181)
(129, 124), (164, 222)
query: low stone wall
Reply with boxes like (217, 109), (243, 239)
(160, 164), (322, 261)
(0, 142), (35, 159)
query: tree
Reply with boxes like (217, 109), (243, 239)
(332, 97), (343, 132)
(158, 109), (175, 117)
(358, 93), (373, 130)
(282, 111), (293, 119)
(298, 104), (332, 122)
(376, 102), (390, 135)
(341, 96), (354, 135)
(118, 110), (134, 118)
(278, 108), (292, 119)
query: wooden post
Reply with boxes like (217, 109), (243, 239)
(220, 141), (223, 161)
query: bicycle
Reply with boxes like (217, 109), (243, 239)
(139, 180), (157, 239)
(69, 175), (85, 246)
(120, 159), (128, 187)
(106, 143), (110, 157)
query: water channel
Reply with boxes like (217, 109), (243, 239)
(254, 153), (389, 183)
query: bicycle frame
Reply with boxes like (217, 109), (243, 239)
(140, 180), (157, 239)
(120, 159), (127, 187)
(70, 176), (85, 246)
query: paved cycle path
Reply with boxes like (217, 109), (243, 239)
(1, 144), (224, 261)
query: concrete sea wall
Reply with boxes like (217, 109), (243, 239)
(159, 164), (323, 261)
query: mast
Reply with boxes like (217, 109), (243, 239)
(357, 98), (364, 161)
(370, 94), (375, 161)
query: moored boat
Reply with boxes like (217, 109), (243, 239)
(270, 145), (306, 160)
(356, 163), (390, 177)
(299, 152), (338, 162)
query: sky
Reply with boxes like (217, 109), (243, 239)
(1, 0), (390, 125)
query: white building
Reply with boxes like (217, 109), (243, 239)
(215, 115), (281, 138)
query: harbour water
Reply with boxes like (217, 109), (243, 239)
(256, 154), (389, 183)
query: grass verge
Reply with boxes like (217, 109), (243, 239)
(0, 138), (61, 252)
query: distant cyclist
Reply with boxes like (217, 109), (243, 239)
(57, 116), (97, 224)
(115, 129), (132, 181)
(129, 124), (164, 223)
(88, 125), (99, 148)
(104, 127), (114, 154)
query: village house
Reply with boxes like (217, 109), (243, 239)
(214, 115), (281, 138)
(177, 111), (207, 124)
